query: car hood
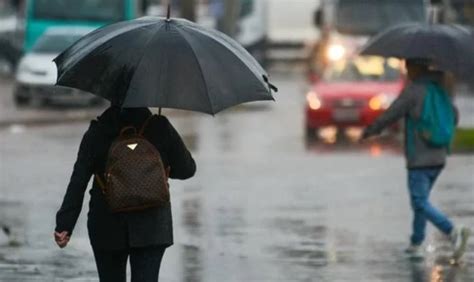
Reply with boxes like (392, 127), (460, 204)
(313, 81), (405, 99)
(16, 53), (59, 85)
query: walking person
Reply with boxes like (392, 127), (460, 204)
(51, 13), (274, 280)
(361, 59), (470, 259)
(54, 106), (196, 281)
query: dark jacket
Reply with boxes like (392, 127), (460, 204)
(55, 107), (196, 250)
(365, 75), (458, 169)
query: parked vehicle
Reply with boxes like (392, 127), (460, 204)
(23, 0), (141, 51)
(305, 56), (404, 139)
(14, 27), (101, 106)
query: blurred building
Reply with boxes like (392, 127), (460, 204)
(0, 0), (23, 75)
(431, 0), (474, 25)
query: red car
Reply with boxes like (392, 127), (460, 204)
(305, 57), (405, 138)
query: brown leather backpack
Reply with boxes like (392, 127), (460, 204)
(95, 115), (170, 213)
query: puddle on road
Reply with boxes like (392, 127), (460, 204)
(181, 244), (204, 282)
(265, 215), (358, 267)
(214, 206), (247, 240)
(409, 258), (471, 282)
(0, 199), (98, 280)
(182, 196), (203, 237)
(0, 200), (27, 247)
(442, 182), (472, 192)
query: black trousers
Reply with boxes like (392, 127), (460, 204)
(92, 246), (166, 282)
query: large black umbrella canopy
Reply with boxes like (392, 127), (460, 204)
(54, 16), (276, 114)
(360, 23), (474, 80)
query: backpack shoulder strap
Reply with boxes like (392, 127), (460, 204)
(139, 115), (156, 136)
(94, 174), (107, 194)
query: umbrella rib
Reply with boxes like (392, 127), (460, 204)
(177, 20), (266, 78)
(124, 22), (166, 106)
(177, 22), (271, 97)
(174, 28), (215, 115)
(57, 22), (158, 84)
(58, 21), (157, 72)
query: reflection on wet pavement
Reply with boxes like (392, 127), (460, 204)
(181, 245), (203, 282)
(0, 200), (26, 247)
(305, 130), (403, 158)
(0, 73), (473, 281)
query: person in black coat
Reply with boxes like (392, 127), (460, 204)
(54, 106), (196, 282)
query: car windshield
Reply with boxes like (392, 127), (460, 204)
(33, 0), (125, 22)
(324, 57), (401, 83)
(32, 33), (84, 54)
(335, 0), (426, 35)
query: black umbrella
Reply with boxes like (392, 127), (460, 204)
(360, 23), (474, 80)
(54, 14), (276, 114)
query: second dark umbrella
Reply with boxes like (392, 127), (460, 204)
(360, 23), (474, 81)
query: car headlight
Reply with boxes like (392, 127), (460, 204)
(306, 91), (322, 110)
(327, 44), (346, 61)
(369, 93), (396, 111)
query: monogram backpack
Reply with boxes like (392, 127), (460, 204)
(95, 115), (170, 213)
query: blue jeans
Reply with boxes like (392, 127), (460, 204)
(408, 168), (454, 245)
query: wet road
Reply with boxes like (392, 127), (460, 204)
(0, 73), (473, 281)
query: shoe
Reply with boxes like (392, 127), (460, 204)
(405, 244), (424, 259)
(451, 226), (471, 260)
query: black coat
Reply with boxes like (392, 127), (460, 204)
(55, 107), (196, 250)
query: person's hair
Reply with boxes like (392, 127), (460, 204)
(97, 106), (151, 135)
